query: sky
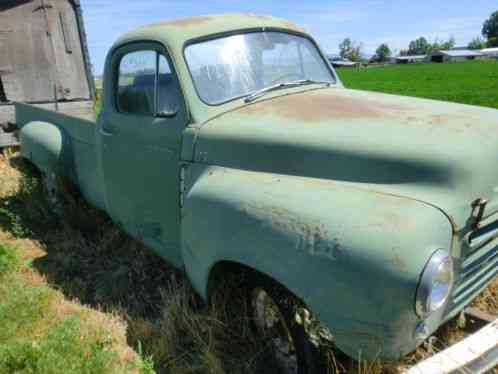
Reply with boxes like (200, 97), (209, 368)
(80, 0), (497, 75)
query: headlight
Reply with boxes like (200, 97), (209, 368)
(415, 249), (454, 318)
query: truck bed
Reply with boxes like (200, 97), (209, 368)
(1, 100), (95, 125)
(0, 100), (95, 147)
(16, 102), (106, 211)
(15, 102), (96, 143)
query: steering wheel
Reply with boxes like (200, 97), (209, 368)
(267, 73), (303, 86)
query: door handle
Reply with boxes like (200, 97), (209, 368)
(99, 127), (113, 137)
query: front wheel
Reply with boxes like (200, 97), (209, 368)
(247, 279), (330, 374)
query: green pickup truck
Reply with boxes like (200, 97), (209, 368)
(16, 14), (498, 374)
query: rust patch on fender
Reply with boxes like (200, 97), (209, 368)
(150, 16), (214, 28)
(389, 248), (407, 272)
(243, 201), (341, 260)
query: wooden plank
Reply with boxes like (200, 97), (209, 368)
(48, 0), (92, 100)
(0, 0), (92, 103)
(465, 307), (497, 324)
(0, 0), (56, 102)
(0, 132), (18, 147)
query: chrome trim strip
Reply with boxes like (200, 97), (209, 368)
(405, 319), (498, 374)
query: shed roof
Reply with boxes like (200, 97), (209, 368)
(480, 47), (498, 55)
(435, 49), (483, 57)
(396, 55), (427, 60)
(331, 60), (359, 67)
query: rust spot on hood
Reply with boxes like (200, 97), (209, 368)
(236, 14), (307, 33)
(430, 114), (450, 125)
(281, 21), (306, 33)
(239, 91), (396, 121)
(383, 212), (403, 227)
(244, 13), (274, 21)
(151, 16), (214, 28)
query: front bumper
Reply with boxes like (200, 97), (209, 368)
(405, 318), (498, 374)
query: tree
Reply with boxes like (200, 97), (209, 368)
(405, 36), (456, 55)
(339, 38), (363, 62)
(468, 36), (487, 50)
(372, 43), (391, 62)
(483, 11), (498, 47)
(440, 36), (455, 50)
(339, 38), (353, 59)
(407, 37), (431, 55)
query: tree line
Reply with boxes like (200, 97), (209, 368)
(338, 10), (498, 62)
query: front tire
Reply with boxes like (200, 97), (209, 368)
(247, 278), (329, 374)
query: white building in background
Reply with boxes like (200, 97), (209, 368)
(395, 55), (427, 64)
(480, 47), (498, 58)
(427, 49), (484, 63)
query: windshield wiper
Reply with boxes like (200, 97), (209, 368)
(244, 79), (331, 103)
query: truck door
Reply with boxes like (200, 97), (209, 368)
(98, 42), (188, 267)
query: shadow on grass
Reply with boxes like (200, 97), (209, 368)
(0, 157), (278, 374)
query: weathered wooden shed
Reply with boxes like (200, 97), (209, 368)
(0, 0), (95, 145)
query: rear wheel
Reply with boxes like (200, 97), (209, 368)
(42, 171), (65, 217)
(247, 278), (329, 374)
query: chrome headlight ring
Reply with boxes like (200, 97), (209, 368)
(415, 249), (455, 318)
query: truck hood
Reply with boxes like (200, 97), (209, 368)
(194, 87), (498, 230)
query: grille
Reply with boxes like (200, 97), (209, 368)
(448, 217), (498, 316)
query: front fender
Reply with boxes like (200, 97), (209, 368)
(181, 164), (453, 360)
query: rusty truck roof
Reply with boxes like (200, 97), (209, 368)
(112, 13), (307, 51)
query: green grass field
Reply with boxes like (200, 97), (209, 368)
(337, 60), (498, 109)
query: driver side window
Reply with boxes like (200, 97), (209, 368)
(117, 49), (180, 115)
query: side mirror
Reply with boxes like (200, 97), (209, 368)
(155, 108), (178, 118)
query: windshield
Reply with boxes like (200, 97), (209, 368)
(185, 31), (335, 105)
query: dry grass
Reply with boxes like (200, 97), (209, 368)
(0, 149), (496, 374)
(473, 278), (498, 315)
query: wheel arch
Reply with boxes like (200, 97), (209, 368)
(19, 121), (75, 181)
(206, 260), (307, 306)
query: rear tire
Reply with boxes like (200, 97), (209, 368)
(245, 276), (329, 374)
(42, 171), (66, 217)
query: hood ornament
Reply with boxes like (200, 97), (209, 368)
(470, 198), (488, 229)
